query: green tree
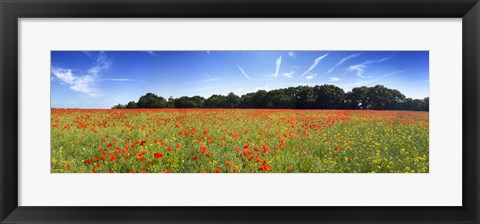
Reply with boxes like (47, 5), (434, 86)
(126, 101), (137, 108)
(294, 86), (315, 109)
(313, 84), (346, 109)
(225, 92), (240, 108)
(137, 93), (167, 108)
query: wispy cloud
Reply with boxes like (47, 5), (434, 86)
(274, 56), (282, 79)
(206, 51), (211, 55)
(51, 52), (111, 96)
(301, 53), (329, 77)
(305, 75), (314, 80)
(52, 68), (99, 96)
(147, 51), (158, 57)
(330, 77), (341, 82)
(377, 69), (410, 79)
(203, 72), (213, 80)
(327, 53), (360, 74)
(288, 52), (295, 57)
(347, 57), (390, 78)
(237, 65), (251, 79)
(82, 51), (95, 59)
(283, 71), (295, 78)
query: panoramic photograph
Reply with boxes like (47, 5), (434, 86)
(51, 51), (429, 173)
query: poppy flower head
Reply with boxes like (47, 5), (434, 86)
(242, 150), (252, 156)
(200, 145), (207, 154)
(154, 152), (163, 159)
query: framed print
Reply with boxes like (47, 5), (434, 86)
(1, 0), (479, 223)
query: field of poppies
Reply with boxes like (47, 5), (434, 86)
(51, 109), (429, 173)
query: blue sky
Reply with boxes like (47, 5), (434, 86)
(51, 51), (429, 108)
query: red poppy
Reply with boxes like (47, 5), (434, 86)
(259, 164), (271, 172)
(244, 143), (250, 149)
(110, 155), (117, 162)
(94, 156), (99, 161)
(256, 157), (264, 163)
(254, 146), (259, 151)
(335, 146), (340, 151)
(203, 129), (209, 135)
(192, 155), (198, 161)
(146, 160), (151, 165)
(97, 163), (102, 168)
(205, 152), (212, 157)
(176, 144), (181, 149)
(140, 170), (146, 173)
(242, 150), (252, 156)
(99, 147), (104, 152)
(166, 146), (171, 152)
(65, 164), (71, 171)
(262, 145), (269, 153)
(225, 161), (232, 166)
(138, 157), (144, 162)
(107, 143), (113, 148)
(85, 159), (92, 165)
(233, 167), (239, 173)
(200, 145), (207, 154)
(154, 152), (163, 159)
(215, 167), (221, 173)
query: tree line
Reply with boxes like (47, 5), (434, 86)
(112, 84), (429, 111)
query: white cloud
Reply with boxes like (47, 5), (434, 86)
(347, 64), (367, 78)
(347, 57), (390, 79)
(288, 52), (295, 57)
(147, 51), (158, 57)
(305, 75), (314, 80)
(274, 56), (282, 79)
(51, 68), (99, 96)
(301, 53), (329, 77)
(330, 77), (341, 82)
(283, 71), (295, 78)
(237, 65), (251, 79)
(327, 53), (360, 74)
(206, 51), (211, 55)
(51, 52), (111, 96)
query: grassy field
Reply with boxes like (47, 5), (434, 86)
(51, 109), (429, 173)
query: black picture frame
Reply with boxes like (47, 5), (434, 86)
(1, 0), (479, 223)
